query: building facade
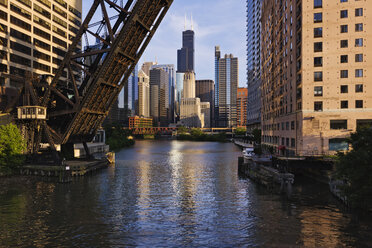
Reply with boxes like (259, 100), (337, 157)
(175, 72), (184, 120)
(138, 69), (150, 118)
(246, 0), (262, 131)
(196, 79), (214, 127)
(177, 29), (194, 73)
(217, 53), (238, 127)
(237, 87), (248, 127)
(0, 0), (82, 108)
(261, 0), (372, 156)
(150, 67), (169, 127)
(124, 64), (138, 116)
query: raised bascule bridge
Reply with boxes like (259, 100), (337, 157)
(1, 0), (173, 164)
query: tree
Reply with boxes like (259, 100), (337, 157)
(336, 127), (372, 210)
(252, 128), (262, 144)
(177, 126), (188, 134)
(235, 127), (246, 136)
(0, 124), (26, 172)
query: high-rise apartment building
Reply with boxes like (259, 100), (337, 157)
(175, 72), (184, 120)
(246, 0), (262, 130)
(0, 0), (82, 89)
(177, 29), (194, 72)
(151, 64), (175, 123)
(150, 67), (169, 126)
(138, 69), (150, 118)
(196, 79), (214, 127)
(217, 53), (238, 127)
(237, 87), (248, 127)
(261, 0), (372, 156)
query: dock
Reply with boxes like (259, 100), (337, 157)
(234, 139), (254, 148)
(19, 159), (110, 183)
(238, 157), (294, 195)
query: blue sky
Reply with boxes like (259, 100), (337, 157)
(83, 0), (247, 86)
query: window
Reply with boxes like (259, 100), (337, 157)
(53, 4), (67, 18)
(10, 3), (31, 20)
(340, 25), (348, 33)
(355, 8), (363, 17)
(355, 69), (363, 77)
(340, 40), (348, 48)
(10, 28), (31, 43)
(341, 101), (348, 109)
(314, 86), (323, 96)
(355, 100), (363, 108)
(10, 53), (31, 67)
(314, 101), (323, 112)
(34, 4), (51, 19)
(52, 36), (67, 48)
(355, 84), (363, 93)
(10, 15), (31, 31)
(33, 61), (50, 73)
(330, 120), (347, 130)
(314, 0), (322, 8)
(34, 38), (51, 51)
(340, 55), (348, 63)
(52, 25), (66, 38)
(329, 138), (349, 151)
(54, 0), (67, 9)
(34, 15), (51, 30)
(314, 57), (323, 67)
(355, 38), (363, 47)
(69, 6), (82, 18)
(33, 50), (51, 62)
(0, 0), (7, 8)
(355, 23), (363, 32)
(15, 0), (31, 8)
(34, 27), (51, 40)
(314, 27), (323, 37)
(291, 139), (295, 148)
(286, 122), (289, 131)
(314, 42), (323, 52)
(10, 41), (31, 55)
(0, 9), (6, 21)
(314, 13), (322, 23)
(341, 70), (348, 78)
(314, 71), (323, 81)
(0, 23), (7, 34)
(53, 15), (67, 28)
(340, 10), (348, 18)
(36, 0), (51, 8)
(291, 121), (295, 130)
(340, 0), (347, 2)
(341, 85), (348, 93)
(355, 54), (363, 62)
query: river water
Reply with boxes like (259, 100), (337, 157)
(0, 140), (371, 247)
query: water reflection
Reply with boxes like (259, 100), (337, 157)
(0, 141), (371, 247)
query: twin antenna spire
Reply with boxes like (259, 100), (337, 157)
(184, 14), (194, 31)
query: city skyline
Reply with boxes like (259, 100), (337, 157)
(81, 0), (247, 86)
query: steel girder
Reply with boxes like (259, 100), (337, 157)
(40, 0), (173, 144)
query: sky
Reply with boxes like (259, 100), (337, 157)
(82, 0), (247, 87)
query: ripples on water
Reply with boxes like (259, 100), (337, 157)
(0, 140), (371, 247)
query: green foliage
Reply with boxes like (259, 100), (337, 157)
(177, 126), (188, 134)
(235, 127), (246, 136)
(104, 124), (135, 151)
(0, 124), (26, 173)
(336, 127), (372, 210)
(252, 128), (262, 144)
(254, 146), (263, 155)
(177, 129), (227, 142)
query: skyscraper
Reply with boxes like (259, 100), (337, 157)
(246, 0), (262, 131)
(124, 64), (138, 115)
(216, 53), (238, 128)
(196, 80), (214, 127)
(237, 87), (248, 127)
(151, 64), (175, 123)
(175, 72), (185, 120)
(214, 46), (221, 127)
(150, 67), (169, 126)
(261, 0), (372, 156)
(138, 70), (150, 118)
(177, 29), (194, 72)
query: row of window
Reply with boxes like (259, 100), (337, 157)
(314, 84), (363, 96)
(314, 8), (363, 23)
(314, 39), (363, 53)
(314, 69), (363, 81)
(314, 54), (363, 67)
(314, 23), (363, 38)
(315, 0), (363, 8)
(314, 100), (364, 111)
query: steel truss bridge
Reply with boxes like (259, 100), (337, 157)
(2, 0), (173, 162)
(126, 127), (239, 135)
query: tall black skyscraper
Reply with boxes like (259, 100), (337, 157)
(177, 30), (195, 72)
